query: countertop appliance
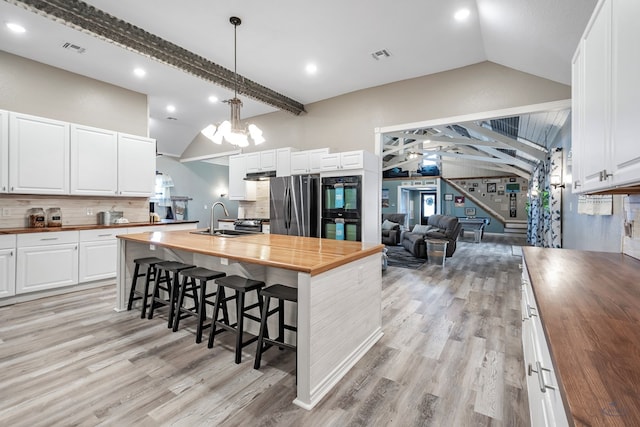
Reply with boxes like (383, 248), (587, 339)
(234, 218), (267, 232)
(98, 210), (123, 225)
(270, 175), (319, 237)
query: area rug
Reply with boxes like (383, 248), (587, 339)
(385, 245), (427, 269)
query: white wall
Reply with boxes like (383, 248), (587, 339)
(0, 50), (148, 136)
(182, 61), (571, 159)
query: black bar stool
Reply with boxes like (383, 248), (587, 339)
(254, 284), (298, 370)
(147, 260), (195, 328)
(207, 275), (265, 364)
(127, 257), (166, 319)
(173, 267), (227, 343)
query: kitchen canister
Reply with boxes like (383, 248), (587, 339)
(28, 207), (46, 228)
(47, 207), (62, 227)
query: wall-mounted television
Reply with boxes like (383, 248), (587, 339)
(505, 183), (520, 193)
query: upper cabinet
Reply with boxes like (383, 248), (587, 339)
(573, 0), (640, 193)
(9, 112), (70, 195)
(320, 150), (378, 173)
(291, 148), (329, 175)
(70, 124), (118, 196)
(276, 147), (296, 177)
(228, 154), (256, 201)
(0, 110), (7, 193)
(117, 133), (156, 197)
(246, 149), (276, 173)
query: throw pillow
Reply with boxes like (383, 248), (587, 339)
(382, 219), (399, 230)
(412, 224), (432, 234)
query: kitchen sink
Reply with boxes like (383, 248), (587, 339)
(189, 228), (261, 237)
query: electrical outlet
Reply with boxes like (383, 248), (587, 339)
(1, 208), (9, 216)
(86, 208), (93, 215)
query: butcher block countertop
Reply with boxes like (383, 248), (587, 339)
(522, 247), (640, 425)
(0, 220), (198, 234)
(119, 229), (384, 276)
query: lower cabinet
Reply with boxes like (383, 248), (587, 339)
(16, 231), (79, 294)
(0, 235), (16, 298)
(78, 229), (122, 282)
(521, 260), (569, 427)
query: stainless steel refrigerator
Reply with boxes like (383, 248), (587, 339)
(269, 175), (320, 237)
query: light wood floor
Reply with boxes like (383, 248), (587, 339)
(0, 234), (529, 426)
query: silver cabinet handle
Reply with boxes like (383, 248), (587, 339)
(599, 169), (613, 181)
(97, 234), (112, 237)
(75, 245), (78, 250)
(529, 362), (556, 393)
(9, 251), (13, 256)
(40, 237), (58, 241)
(573, 180), (581, 189)
(527, 304), (537, 318)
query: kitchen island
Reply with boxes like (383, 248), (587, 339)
(116, 229), (384, 410)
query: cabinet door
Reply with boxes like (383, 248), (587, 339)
(228, 154), (256, 200)
(0, 248), (16, 298)
(79, 240), (117, 282)
(117, 133), (156, 197)
(16, 243), (79, 293)
(571, 43), (585, 193)
(580, 0), (612, 192)
(309, 149), (329, 173)
(9, 113), (70, 195)
(291, 151), (310, 174)
(276, 148), (293, 177)
(339, 151), (364, 170)
(0, 110), (8, 193)
(70, 124), (118, 196)
(245, 152), (261, 173)
(610, 0), (640, 187)
(260, 149), (277, 171)
(320, 153), (341, 171)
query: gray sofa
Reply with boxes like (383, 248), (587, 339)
(401, 215), (462, 258)
(381, 213), (407, 245)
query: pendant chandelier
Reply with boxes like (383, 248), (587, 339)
(201, 16), (265, 148)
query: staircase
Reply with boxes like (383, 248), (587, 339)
(504, 220), (528, 238)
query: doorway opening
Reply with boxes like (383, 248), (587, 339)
(421, 192), (437, 224)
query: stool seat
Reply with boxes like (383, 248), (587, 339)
(215, 275), (264, 292)
(173, 267), (227, 342)
(148, 261), (195, 328)
(180, 267), (226, 281)
(261, 284), (298, 302)
(127, 257), (166, 318)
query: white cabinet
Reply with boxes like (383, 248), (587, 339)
(70, 124), (118, 196)
(291, 148), (329, 175)
(0, 110), (8, 193)
(610, 0), (640, 187)
(246, 149), (276, 173)
(276, 147), (297, 177)
(262, 223), (270, 234)
(16, 231), (79, 294)
(78, 229), (120, 282)
(228, 154), (256, 201)
(117, 133), (156, 197)
(573, 0), (640, 192)
(521, 260), (569, 427)
(8, 112), (70, 195)
(320, 150), (378, 172)
(0, 235), (16, 298)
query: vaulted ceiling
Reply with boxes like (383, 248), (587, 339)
(0, 0), (596, 160)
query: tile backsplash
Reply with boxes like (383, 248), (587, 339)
(0, 195), (149, 228)
(238, 181), (269, 219)
(623, 195), (640, 260)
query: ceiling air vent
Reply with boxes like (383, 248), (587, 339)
(62, 42), (86, 54)
(371, 49), (391, 60)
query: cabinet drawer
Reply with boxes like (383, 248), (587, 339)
(0, 234), (16, 249)
(17, 231), (79, 247)
(79, 229), (123, 242)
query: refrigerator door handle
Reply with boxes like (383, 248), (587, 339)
(284, 185), (291, 229)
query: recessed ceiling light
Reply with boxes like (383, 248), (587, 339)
(208, 95), (218, 103)
(305, 63), (318, 75)
(133, 68), (146, 77)
(6, 22), (26, 33)
(166, 105), (176, 113)
(454, 8), (470, 21)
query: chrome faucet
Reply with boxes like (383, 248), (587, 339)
(210, 201), (230, 235)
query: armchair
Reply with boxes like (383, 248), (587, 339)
(381, 213), (407, 245)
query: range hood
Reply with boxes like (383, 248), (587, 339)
(244, 170), (276, 181)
